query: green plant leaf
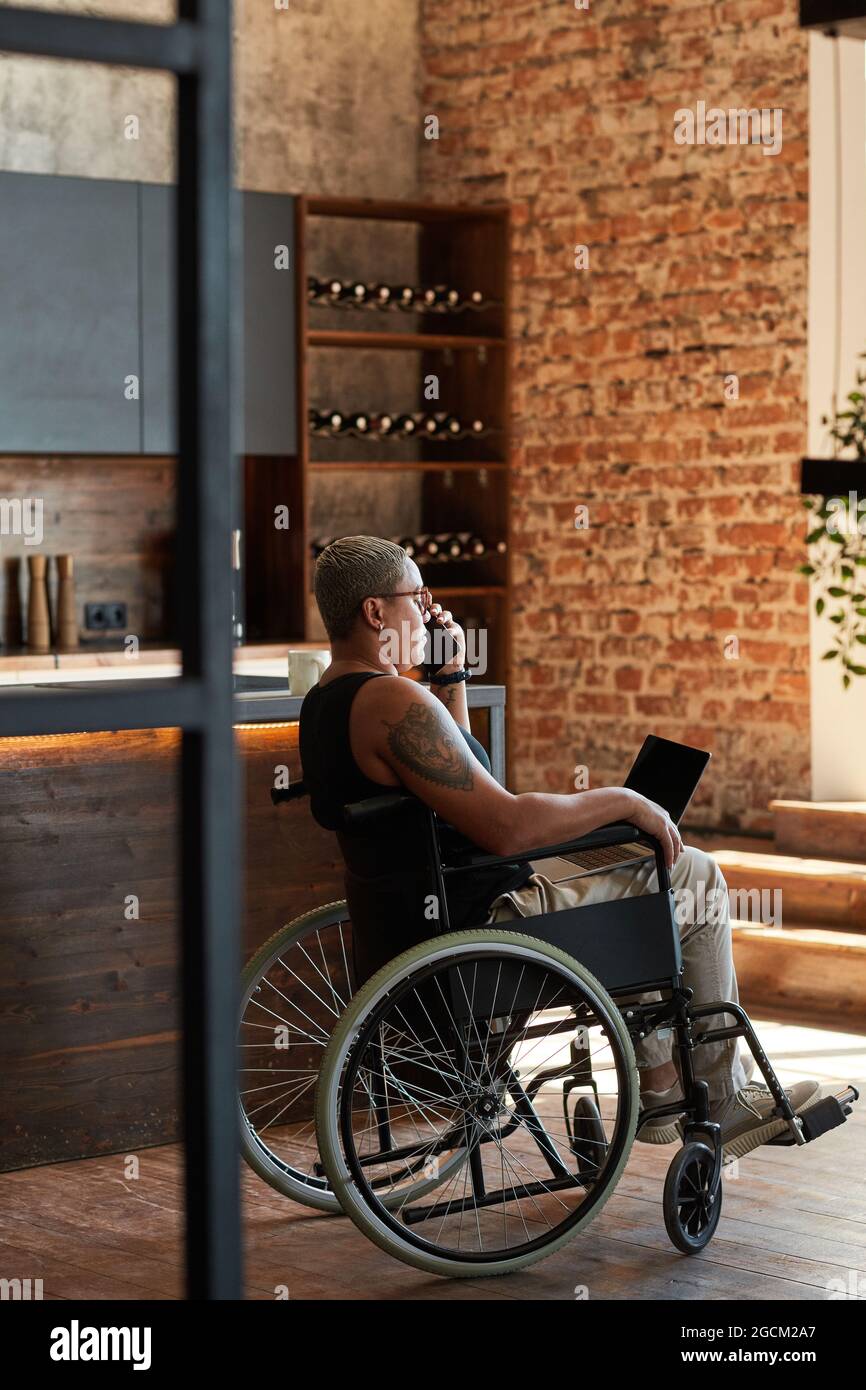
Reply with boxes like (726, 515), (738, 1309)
(816, 597), (825, 615)
(828, 586), (848, 597)
(806, 527), (825, 544)
(822, 649), (839, 659)
(798, 564), (816, 576)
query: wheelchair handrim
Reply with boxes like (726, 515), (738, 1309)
(317, 932), (639, 1274)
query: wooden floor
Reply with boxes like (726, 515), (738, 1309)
(2, 1018), (864, 1301)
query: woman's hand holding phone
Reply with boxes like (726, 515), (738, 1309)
(424, 601), (466, 674)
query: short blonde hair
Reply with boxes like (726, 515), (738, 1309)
(313, 535), (407, 640)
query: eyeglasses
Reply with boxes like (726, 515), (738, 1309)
(364, 586), (433, 616)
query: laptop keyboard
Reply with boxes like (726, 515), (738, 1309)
(563, 842), (652, 871)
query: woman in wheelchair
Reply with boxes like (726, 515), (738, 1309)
(239, 534), (855, 1277)
(301, 534), (821, 1148)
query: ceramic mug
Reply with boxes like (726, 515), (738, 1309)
(288, 648), (331, 695)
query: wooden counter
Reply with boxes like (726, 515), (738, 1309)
(0, 682), (505, 1171)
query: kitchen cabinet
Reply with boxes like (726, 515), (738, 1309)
(240, 191), (297, 455)
(139, 183), (297, 454)
(0, 172), (140, 453)
(0, 172), (297, 455)
(139, 182), (176, 455)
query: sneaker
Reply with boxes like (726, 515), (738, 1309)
(636, 1080), (686, 1145)
(676, 1080), (824, 1162)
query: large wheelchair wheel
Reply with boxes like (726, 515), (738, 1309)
(315, 928), (639, 1278)
(238, 903), (468, 1214)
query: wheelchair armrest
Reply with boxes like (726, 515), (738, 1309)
(441, 822), (662, 875)
(343, 792), (417, 830)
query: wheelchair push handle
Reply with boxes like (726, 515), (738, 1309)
(271, 781), (308, 805)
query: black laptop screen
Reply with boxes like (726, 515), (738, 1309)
(624, 735), (711, 825)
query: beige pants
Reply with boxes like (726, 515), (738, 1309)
(485, 845), (755, 1102)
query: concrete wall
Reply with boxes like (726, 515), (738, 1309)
(0, 0), (420, 197)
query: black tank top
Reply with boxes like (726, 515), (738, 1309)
(298, 671), (533, 939)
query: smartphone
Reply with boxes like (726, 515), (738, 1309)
(420, 610), (459, 680)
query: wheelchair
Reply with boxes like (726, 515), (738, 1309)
(238, 779), (860, 1279)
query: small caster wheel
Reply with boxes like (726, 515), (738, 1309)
(570, 1095), (607, 1185)
(663, 1141), (722, 1253)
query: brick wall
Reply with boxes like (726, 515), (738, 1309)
(420, 0), (810, 833)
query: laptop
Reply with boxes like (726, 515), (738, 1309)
(530, 735), (711, 882)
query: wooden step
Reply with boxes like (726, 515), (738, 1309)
(713, 848), (866, 929)
(732, 922), (866, 1029)
(771, 799), (866, 862)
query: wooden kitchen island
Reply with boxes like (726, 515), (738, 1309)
(0, 677), (505, 1172)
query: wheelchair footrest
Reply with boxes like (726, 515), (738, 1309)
(766, 1093), (852, 1147)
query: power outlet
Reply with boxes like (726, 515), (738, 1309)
(85, 602), (128, 631)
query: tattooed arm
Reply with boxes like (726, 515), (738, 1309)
(371, 681), (679, 864)
(429, 670), (470, 731)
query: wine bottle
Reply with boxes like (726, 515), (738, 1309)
(415, 533), (440, 559)
(434, 532), (462, 559)
(436, 284), (460, 309)
(325, 278), (343, 301)
(393, 413), (417, 436)
(371, 282), (392, 307)
(418, 412), (440, 436)
(455, 531), (486, 557)
(398, 536), (417, 558)
(470, 418), (485, 435)
(442, 413), (462, 437)
(394, 285), (415, 309)
(313, 409), (344, 434)
(348, 411), (370, 435)
(374, 412), (395, 435)
(421, 286), (438, 309)
(309, 407), (340, 433)
(347, 281), (368, 305)
(307, 275), (322, 302)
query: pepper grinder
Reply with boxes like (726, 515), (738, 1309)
(3, 557), (23, 649)
(27, 554), (51, 652)
(56, 554), (79, 651)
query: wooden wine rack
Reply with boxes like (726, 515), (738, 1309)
(245, 193), (513, 699)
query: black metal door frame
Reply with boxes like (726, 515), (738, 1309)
(0, 2), (242, 1299)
